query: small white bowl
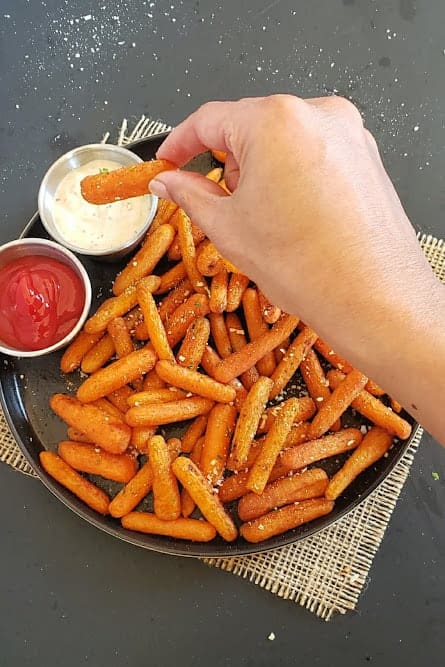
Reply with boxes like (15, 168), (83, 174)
(0, 238), (92, 358)
(38, 143), (158, 261)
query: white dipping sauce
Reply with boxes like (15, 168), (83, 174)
(52, 159), (151, 251)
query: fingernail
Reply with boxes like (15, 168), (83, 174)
(149, 178), (169, 199)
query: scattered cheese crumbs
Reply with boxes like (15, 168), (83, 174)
(258, 523), (265, 531)
(178, 355), (186, 362)
(186, 392), (193, 398)
(328, 350), (334, 356)
(268, 632), (276, 641)
(316, 396), (324, 402)
(347, 440), (355, 446)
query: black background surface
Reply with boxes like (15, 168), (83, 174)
(0, 1), (444, 665)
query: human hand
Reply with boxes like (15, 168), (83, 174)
(150, 96), (440, 380)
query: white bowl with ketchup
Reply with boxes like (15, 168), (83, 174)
(0, 238), (92, 357)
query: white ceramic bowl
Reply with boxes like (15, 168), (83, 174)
(0, 238), (92, 358)
(38, 143), (158, 261)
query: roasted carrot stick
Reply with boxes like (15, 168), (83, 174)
(40, 451), (110, 515)
(214, 315), (299, 383)
(279, 428), (363, 471)
(325, 427), (393, 500)
(172, 457), (238, 541)
(121, 512), (217, 541)
(228, 376), (274, 471)
(113, 223), (175, 295)
(80, 159), (175, 205)
(58, 441), (137, 483)
(327, 370), (412, 439)
(240, 498), (334, 543)
(308, 369), (368, 440)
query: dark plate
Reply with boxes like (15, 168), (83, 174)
(0, 133), (418, 557)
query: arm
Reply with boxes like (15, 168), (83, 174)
(149, 95), (445, 444)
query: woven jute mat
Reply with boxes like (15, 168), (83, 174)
(1, 117), (442, 620)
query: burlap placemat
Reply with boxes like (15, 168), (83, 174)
(0, 116), (441, 620)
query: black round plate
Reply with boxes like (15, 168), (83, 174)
(0, 133), (417, 557)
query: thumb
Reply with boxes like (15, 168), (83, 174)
(149, 170), (229, 235)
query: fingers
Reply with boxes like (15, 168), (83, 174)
(150, 170), (231, 235)
(155, 97), (266, 166)
(223, 153), (240, 192)
(155, 101), (239, 166)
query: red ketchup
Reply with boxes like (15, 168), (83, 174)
(0, 255), (85, 351)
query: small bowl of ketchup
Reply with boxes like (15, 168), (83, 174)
(0, 238), (91, 358)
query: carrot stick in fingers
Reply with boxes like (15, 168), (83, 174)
(80, 159), (175, 205)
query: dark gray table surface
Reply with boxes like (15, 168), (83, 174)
(1, 1), (444, 665)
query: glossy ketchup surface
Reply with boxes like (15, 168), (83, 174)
(0, 255), (85, 351)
